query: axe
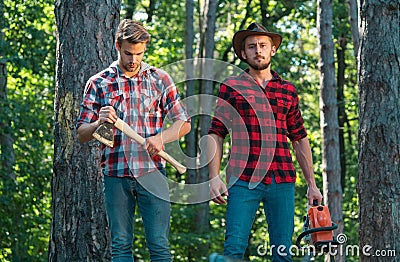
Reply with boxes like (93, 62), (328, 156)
(93, 119), (187, 174)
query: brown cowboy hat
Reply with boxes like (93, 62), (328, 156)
(233, 22), (282, 62)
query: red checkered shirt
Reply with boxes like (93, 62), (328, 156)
(77, 61), (190, 177)
(208, 70), (307, 184)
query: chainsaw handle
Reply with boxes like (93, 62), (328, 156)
(295, 222), (338, 248)
(313, 199), (319, 206)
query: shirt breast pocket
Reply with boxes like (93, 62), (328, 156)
(235, 95), (255, 114)
(105, 90), (125, 118)
(140, 88), (163, 120)
(276, 98), (291, 120)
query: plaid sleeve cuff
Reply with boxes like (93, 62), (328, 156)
(286, 93), (307, 141)
(76, 80), (101, 128)
(208, 117), (229, 138)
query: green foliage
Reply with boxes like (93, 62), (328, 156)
(0, 0), (55, 261)
(132, 1), (187, 67)
(1, 0), (358, 261)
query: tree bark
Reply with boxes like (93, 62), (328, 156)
(50, 1), (121, 261)
(185, 0), (197, 185)
(222, 0), (252, 63)
(197, 0), (217, 234)
(358, 0), (400, 261)
(187, 0), (218, 257)
(347, 0), (359, 59)
(337, 34), (347, 192)
(317, 0), (343, 261)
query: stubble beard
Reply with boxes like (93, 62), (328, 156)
(247, 59), (271, 71)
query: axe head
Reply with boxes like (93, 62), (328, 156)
(93, 122), (114, 147)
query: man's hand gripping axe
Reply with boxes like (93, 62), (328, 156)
(93, 119), (187, 174)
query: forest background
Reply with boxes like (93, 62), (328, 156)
(1, 0), (361, 261)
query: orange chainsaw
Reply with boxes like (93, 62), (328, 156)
(296, 200), (339, 252)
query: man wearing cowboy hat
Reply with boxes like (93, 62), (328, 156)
(207, 22), (323, 261)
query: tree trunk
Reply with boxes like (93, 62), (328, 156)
(222, 0), (252, 62)
(191, 0), (218, 257)
(199, 0), (217, 134)
(185, 0), (197, 185)
(358, 0), (400, 261)
(197, 0), (217, 230)
(317, 0), (343, 261)
(49, 1), (121, 261)
(336, 34), (347, 192)
(346, 0), (359, 59)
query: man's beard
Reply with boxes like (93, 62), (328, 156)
(247, 59), (270, 71)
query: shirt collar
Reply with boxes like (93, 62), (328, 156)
(111, 61), (154, 78)
(241, 69), (282, 82)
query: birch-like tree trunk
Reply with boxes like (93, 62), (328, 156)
(185, 0), (197, 185)
(347, 0), (359, 59)
(49, 1), (121, 260)
(196, 0), (217, 242)
(358, 0), (400, 261)
(337, 35), (347, 191)
(317, 0), (343, 261)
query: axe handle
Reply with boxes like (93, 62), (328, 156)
(114, 118), (187, 174)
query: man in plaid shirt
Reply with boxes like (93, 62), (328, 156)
(208, 22), (322, 261)
(77, 20), (190, 262)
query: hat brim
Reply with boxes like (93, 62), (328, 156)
(233, 30), (282, 62)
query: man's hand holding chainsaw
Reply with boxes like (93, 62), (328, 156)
(293, 138), (323, 205)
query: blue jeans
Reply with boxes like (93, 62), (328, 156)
(103, 171), (171, 262)
(224, 179), (295, 261)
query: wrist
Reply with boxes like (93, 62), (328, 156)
(306, 180), (317, 188)
(93, 119), (101, 128)
(209, 173), (220, 179)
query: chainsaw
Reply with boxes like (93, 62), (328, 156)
(296, 200), (339, 259)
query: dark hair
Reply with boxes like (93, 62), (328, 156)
(116, 19), (151, 46)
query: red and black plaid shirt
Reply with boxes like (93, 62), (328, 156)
(208, 70), (307, 184)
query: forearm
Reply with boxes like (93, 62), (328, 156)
(159, 120), (191, 144)
(292, 137), (317, 187)
(207, 134), (223, 179)
(77, 120), (100, 143)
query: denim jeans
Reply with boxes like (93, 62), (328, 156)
(224, 179), (295, 261)
(103, 171), (171, 262)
